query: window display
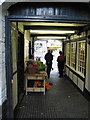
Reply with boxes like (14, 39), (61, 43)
(70, 42), (76, 69)
(77, 41), (85, 74)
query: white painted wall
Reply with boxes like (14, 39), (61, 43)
(0, 6), (2, 110)
(18, 22), (24, 34)
(0, 4), (7, 119)
(11, 22), (18, 110)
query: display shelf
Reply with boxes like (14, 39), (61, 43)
(24, 71), (46, 95)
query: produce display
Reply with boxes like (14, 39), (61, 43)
(35, 81), (50, 91)
(25, 59), (52, 92)
(26, 59), (46, 74)
(36, 60), (46, 71)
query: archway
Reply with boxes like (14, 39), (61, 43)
(5, 2), (89, 118)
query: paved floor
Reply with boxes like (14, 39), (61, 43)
(14, 69), (88, 119)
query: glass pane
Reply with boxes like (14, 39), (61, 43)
(70, 42), (76, 69)
(77, 41), (85, 74)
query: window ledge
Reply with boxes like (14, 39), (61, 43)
(65, 64), (85, 80)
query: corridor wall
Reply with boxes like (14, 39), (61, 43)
(11, 22), (26, 110)
(65, 31), (89, 92)
(11, 23), (33, 111)
(11, 22), (18, 110)
(85, 30), (90, 92)
(24, 30), (31, 70)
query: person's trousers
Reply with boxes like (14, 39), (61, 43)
(47, 64), (52, 78)
(58, 68), (63, 77)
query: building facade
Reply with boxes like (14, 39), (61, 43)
(0, 1), (90, 119)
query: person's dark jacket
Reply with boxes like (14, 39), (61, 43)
(45, 53), (53, 65)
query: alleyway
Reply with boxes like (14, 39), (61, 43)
(14, 70), (88, 119)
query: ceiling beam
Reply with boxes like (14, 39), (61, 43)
(24, 25), (84, 31)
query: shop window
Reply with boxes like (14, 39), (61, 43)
(70, 42), (76, 69)
(66, 43), (70, 65)
(77, 41), (85, 74)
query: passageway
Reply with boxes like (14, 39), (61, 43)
(14, 70), (88, 119)
(10, 19), (89, 120)
(4, 3), (90, 119)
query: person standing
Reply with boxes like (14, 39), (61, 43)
(57, 51), (65, 77)
(45, 50), (53, 79)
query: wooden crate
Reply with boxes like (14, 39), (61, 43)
(24, 72), (46, 95)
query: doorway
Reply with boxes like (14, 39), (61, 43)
(6, 20), (87, 118)
(4, 2), (90, 118)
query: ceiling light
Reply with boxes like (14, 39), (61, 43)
(30, 30), (75, 34)
(37, 36), (66, 39)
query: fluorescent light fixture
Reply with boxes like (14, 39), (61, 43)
(37, 36), (66, 39)
(30, 30), (75, 34)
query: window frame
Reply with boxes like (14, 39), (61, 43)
(70, 42), (76, 70)
(77, 40), (86, 75)
(66, 43), (70, 66)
